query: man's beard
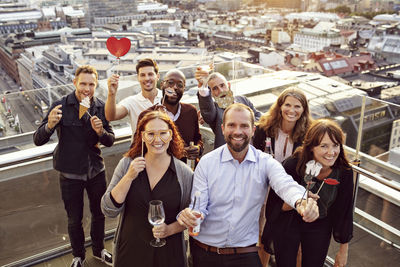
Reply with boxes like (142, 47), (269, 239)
(225, 134), (250, 153)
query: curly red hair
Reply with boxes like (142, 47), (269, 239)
(125, 111), (185, 159)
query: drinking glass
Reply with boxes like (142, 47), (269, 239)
(198, 52), (214, 89)
(148, 200), (166, 247)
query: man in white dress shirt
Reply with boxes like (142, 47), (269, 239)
(178, 103), (319, 267)
(105, 58), (162, 138)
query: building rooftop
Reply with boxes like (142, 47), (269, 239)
(285, 12), (340, 22)
(0, 10), (42, 22)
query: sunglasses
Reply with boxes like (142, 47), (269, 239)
(163, 79), (184, 90)
(142, 129), (172, 143)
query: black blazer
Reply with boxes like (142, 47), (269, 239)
(198, 93), (261, 149)
(252, 125), (302, 153)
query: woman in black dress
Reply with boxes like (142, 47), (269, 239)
(262, 119), (354, 267)
(101, 111), (193, 267)
(253, 87), (312, 266)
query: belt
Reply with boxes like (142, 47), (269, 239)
(193, 239), (259, 255)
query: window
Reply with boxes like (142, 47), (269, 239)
(330, 60), (348, 69)
(323, 62), (331, 70)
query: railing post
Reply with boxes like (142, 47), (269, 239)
(352, 159), (361, 213)
(353, 96), (366, 212)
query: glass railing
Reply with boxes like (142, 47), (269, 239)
(0, 139), (123, 267)
(0, 60), (269, 142)
(0, 127), (216, 267)
(1, 64), (400, 266)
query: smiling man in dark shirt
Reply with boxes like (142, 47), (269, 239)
(138, 69), (203, 165)
(33, 65), (114, 267)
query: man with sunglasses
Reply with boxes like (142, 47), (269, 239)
(106, 58), (162, 140)
(138, 69), (203, 164)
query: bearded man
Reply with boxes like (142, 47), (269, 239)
(177, 103), (320, 267)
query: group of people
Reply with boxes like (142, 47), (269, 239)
(33, 58), (354, 267)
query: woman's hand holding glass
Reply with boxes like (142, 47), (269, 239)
(126, 157), (146, 181)
(152, 222), (170, 239)
(148, 200), (167, 247)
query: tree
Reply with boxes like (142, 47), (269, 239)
(334, 5), (351, 14)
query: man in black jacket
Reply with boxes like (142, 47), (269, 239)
(33, 65), (114, 267)
(195, 70), (261, 149)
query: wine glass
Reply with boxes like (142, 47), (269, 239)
(198, 52), (214, 89)
(148, 200), (166, 247)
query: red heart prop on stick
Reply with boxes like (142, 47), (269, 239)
(106, 37), (131, 58)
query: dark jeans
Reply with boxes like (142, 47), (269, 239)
(273, 217), (331, 267)
(60, 171), (106, 258)
(190, 238), (262, 267)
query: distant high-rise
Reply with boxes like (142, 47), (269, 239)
(266, 0), (302, 9)
(87, 0), (137, 25)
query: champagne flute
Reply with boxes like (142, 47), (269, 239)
(148, 200), (166, 247)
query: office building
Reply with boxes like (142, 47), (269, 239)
(87, 0), (137, 25)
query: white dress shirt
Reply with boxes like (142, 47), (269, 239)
(119, 90), (162, 137)
(191, 144), (305, 247)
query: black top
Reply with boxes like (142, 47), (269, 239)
(115, 157), (185, 267)
(306, 168), (340, 219)
(33, 92), (114, 175)
(261, 156), (354, 254)
(252, 125), (302, 153)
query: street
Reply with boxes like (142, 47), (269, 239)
(0, 70), (41, 135)
(5, 92), (41, 132)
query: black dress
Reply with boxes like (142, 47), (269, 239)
(252, 125), (302, 153)
(261, 157), (354, 267)
(114, 158), (185, 267)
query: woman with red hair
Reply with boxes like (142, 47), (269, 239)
(101, 111), (193, 267)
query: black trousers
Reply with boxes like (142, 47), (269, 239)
(273, 216), (332, 267)
(190, 238), (262, 267)
(60, 171), (106, 258)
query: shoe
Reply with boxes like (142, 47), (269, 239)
(93, 249), (113, 266)
(70, 257), (84, 267)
